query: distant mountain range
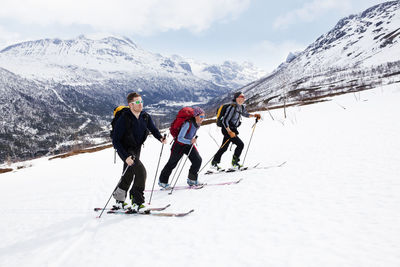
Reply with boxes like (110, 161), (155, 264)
(0, 35), (265, 162)
(0, 35), (265, 90)
(207, 1), (400, 112)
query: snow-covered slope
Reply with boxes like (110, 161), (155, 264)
(237, 1), (400, 109)
(1, 84), (399, 267)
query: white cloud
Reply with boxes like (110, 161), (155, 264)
(273, 0), (352, 30)
(249, 40), (307, 72)
(0, 26), (26, 50)
(0, 0), (250, 35)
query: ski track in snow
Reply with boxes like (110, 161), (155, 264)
(0, 84), (400, 267)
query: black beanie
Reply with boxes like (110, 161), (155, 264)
(233, 91), (243, 102)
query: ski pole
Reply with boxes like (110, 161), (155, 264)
(169, 136), (197, 195)
(148, 134), (166, 204)
(198, 137), (231, 174)
(97, 162), (131, 219)
(242, 118), (258, 166)
(168, 156), (184, 189)
(266, 107), (274, 121)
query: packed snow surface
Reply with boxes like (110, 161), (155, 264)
(1, 84), (399, 267)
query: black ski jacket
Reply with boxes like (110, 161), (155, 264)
(112, 109), (162, 161)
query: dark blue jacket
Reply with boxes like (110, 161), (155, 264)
(112, 109), (162, 161)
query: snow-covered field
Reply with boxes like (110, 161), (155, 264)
(1, 84), (399, 267)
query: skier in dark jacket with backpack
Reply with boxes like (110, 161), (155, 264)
(212, 92), (261, 170)
(112, 92), (166, 211)
(158, 106), (205, 188)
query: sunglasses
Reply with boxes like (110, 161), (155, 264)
(130, 100), (143, 105)
(237, 95), (245, 99)
(199, 115), (205, 119)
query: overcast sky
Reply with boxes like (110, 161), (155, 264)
(0, 0), (388, 72)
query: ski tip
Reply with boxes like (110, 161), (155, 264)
(186, 209), (195, 216)
(278, 161), (287, 167)
(174, 209), (195, 217)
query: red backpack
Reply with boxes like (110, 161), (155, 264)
(170, 107), (194, 138)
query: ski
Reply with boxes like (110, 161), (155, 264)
(172, 179), (242, 189)
(205, 178), (243, 186)
(205, 161), (286, 174)
(258, 161), (287, 169)
(94, 204), (171, 212)
(205, 163), (260, 174)
(226, 163), (260, 172)
(144, 209), (194, 217)
(204, 169), (226, 175)
(204, 163), (263, 175)
(225, 166), (248, 173)
(107, 209), (194, 217)
(145, 184), (204, 192)
(147, 179), (242, 193)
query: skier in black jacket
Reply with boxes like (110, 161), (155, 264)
(112, 92), (166, 211)
(211, 92), (261, 170)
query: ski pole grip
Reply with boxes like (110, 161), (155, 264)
(129, 154), (136, 166)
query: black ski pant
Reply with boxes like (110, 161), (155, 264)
(213, 127), (244, 163)
(116, 148), (147, 205)
(159, 141), (202, 183)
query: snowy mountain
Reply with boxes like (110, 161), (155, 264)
(170, 54), (265, 89)
(209, 1), (400, 111)
(0, 35), (265, 163)
(1, 83), (399, 267)
(0, 35), (264, 90)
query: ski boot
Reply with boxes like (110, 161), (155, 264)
(158, 181), (171, 190)
(131, 203), (147, 213)
(129, 194), (147, 213)
(187, 178), (203, 187)
(231, 155), (243, 170)
(112, 200), (128, 210)
(211, 161), (222, 171)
